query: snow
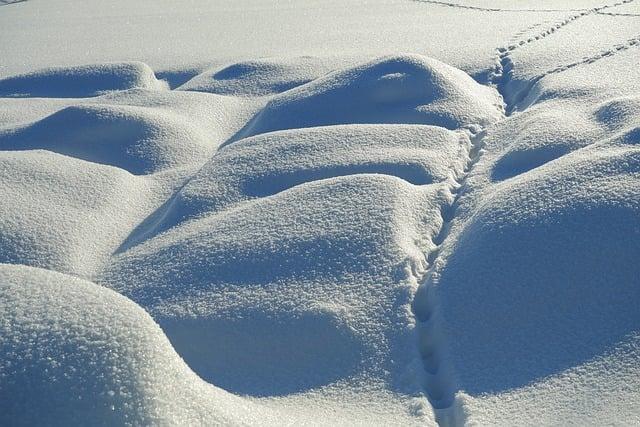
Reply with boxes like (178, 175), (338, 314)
(432, 37), (640, 424)
(0, 91), (257, 174)
(231, 55), (503, 140)
(0, 151), (160, 277)
(0, 62), (167, 98)
(1, 0), (639, 425)
(0, 264), (279, 425)
(101, 173), (451, 423)
(124, 124), (470, 241)
(0, 0), (586, 79)
(178, 57), (340, 97)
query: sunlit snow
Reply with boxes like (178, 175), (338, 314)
(1, 1), (639, 425)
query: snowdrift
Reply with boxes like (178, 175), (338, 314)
(0, 62), (167, 98)
(433, 43), (640, 424)
(126, 124), (470, 242)
(232, 54), (503, 140)
(0, 264), (276, 426)
(178, 57), (336, 97)
(1, 0), (639, 420)
(0, 151), (156, 277)
(0, 104), (210, 174)
(103, 175), (449, 399)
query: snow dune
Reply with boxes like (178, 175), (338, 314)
(232, 55), (503, 140)
(435, 39), (640, 424)
(97, 53), (503, 424)
(1, 0), (639, 425)
(0, 151), (158, 277)
(0, 62), (167, 98)
(124, 124), (470, 242)
(0, 51), (505, 425)
(0, 264), (280, 426)
(177, 57), (339, 97)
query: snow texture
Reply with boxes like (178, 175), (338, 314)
(1, 0), (639, 425)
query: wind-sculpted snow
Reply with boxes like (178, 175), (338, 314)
(232, 54), (503, 140)
(0, 49), (513, 424)
(0, 151), (161, 278)
(440, 142), (640, 424)
(0, 88), (260, 174)
(103, 176), (449, 401)
(178, 57), (338, 97)
(123, 124), (470, 243)
(431, 45), (640, 424)
(0, 62), (167, 98)
(446, 142), (640, 385)
(1, 4), (639, 422)
(0, 264), (283, 426)
(0, 104), (212, 175)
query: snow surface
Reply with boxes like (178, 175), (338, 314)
(1, 0), (639, 425)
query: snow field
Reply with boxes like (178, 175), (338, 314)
(1, 0), (639, 424)
(0, 52), (503, 425)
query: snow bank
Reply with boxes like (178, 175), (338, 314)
(0, 151), (157, 277)
(178, 57), (337, 97)
(232, 54), (503, 140)
(126, 124), (469, 243)
(0, 62), (167, 98)
(432, 46), (640, 423)
(0, 264), (277, 426)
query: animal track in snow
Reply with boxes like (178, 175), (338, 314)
(492, 0), (636, 112)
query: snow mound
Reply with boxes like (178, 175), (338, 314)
(102, 174), (447, 406)
(434, 46), (640, 423)
(490, 107), (601, 181)
(128, 124), (468, 242)
(440, 141), (640, 422)
(0, 104), (211, 175)
(232, 54), (503, 140)
(441, 140), (640, 392)
(594, 96), (640, 131)
(178, 57), (335, 97)
(0, 151), (157, 277)
(0, 62), (167, 98)
(460, 333), (640, 426)
(0, 264), (275, 426)
(488, 48), (640, 184)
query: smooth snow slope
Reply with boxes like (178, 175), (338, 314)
(437, 38), (640, 426)
(0, 264), (282, 426)
(1, 0), (639, 425)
